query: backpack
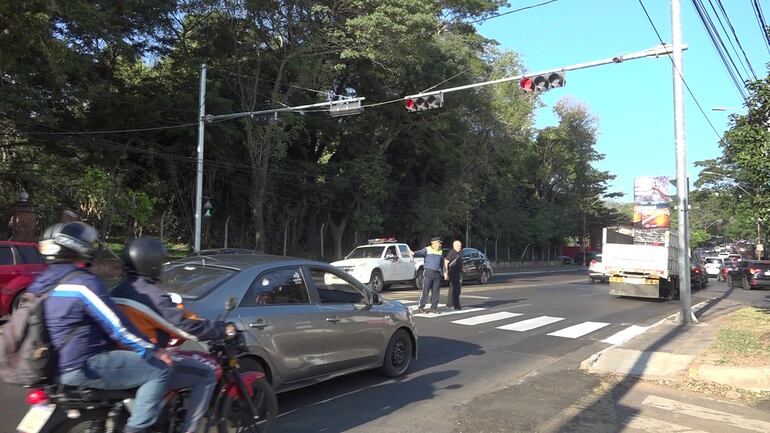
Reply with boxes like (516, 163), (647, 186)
(0, 270), (83, 385)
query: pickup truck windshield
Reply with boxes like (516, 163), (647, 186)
(346, 246), (385, 259)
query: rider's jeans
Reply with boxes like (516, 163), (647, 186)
(169, 355), (217, 432)
(59, 350), (170, 430)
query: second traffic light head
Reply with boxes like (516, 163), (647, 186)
(520, 71), (566, 93)
(404, 92), (444, 112)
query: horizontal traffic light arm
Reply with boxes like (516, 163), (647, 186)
(205, 97), (366, 122)
(402, 44), (684, 101)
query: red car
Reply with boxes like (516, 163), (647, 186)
(0, 241), (46, 315)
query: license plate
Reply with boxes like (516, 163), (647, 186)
(17, 405), (55, 433)
(765, 271), (770, 276)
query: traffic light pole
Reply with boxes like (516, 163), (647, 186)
(403, 44), (683, 100)
(671, 0), (696, 325)
(194, 64), (207, 253)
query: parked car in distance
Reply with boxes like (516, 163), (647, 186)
(574, 252), (595, 266)
(0, 241), (47, 316)
(690, 257), (708, 290)
(161, 254), (418, 393)
(186, 248), (264, 257)
(703, 257), (724, 279)
(726, 260), (770, 290)
(447, 247), (494, 285)
(557, 255), (572, 265)
(588, 254), (609, 283)
(726, 253), (742, 263)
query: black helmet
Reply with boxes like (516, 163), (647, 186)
(39, 222), (99, 263)
(122, 237), (168, 280)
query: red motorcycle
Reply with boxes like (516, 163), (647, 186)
(16, 299), (277, 433)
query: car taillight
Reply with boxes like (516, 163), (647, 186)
(25, 389), (49, 406)
(750, 268), (761, 274)
(693, 268), (701, 273)
(589, 260), (597, 266)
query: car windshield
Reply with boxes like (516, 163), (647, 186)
(346, 246), (385, 259)
(594, 255), (602, 263)
(160, 264), (237, 299)
(705, 258), (723, 264)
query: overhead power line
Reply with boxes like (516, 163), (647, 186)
(635, 0), (724, 141)
(465, 0), (562, 25)
(714, 0), (759, 80)
(706, 0), (756, 80)
(751, 0), (770, 54)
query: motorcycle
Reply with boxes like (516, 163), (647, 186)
(16, 298), (277, 433)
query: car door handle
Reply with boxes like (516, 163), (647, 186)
(325, 317), (341, 323)
(249, 320), (270, 330)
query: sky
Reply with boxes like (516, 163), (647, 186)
(475, 0), (770, 201)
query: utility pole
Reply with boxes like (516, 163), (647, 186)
(671, 0), (696, 324)
(194, 64), (207, 252)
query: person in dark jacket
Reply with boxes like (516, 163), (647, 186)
(112, 238), (224, 433)
(445, 240), (464, 310)
(411, 237), (447, 314)
(30, 222), (171, 433)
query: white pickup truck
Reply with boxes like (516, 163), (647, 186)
(331, 239), (425, 292)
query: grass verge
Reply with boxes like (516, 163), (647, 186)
(710, 306), (770, 367)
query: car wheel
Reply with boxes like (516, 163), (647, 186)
(414, 268), (424, 290)
(370, 270), (385, 293)
(479, 269), (490, 285)
(379, 329), (412, 378)
(742, 277), (751, 291)
(10, 291), (25, 314)
(237, 356), (271, 384)
(589, 277), (595, 284)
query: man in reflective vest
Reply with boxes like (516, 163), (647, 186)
(411, 237), (447, 314)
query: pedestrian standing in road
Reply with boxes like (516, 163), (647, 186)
(411, 237), (447, 314)
(445, 240), (463, 310)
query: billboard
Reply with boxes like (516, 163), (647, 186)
(633, 176), (671, 229)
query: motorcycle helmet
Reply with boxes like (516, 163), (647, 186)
(39, 222), (99, 263)
(122, 237), (168, 281)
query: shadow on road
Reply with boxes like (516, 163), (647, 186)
(470, 298), (529, 309)
(551, 283), (748, 433)
(275, 336), (483, 432)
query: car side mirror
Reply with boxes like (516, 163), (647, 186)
(372, 292), (382, 305)
(225, 297), (237, 311)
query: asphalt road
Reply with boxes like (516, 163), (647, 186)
(4, 269), (769, 432)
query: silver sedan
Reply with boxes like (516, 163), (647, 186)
(161, 254), (418, 392)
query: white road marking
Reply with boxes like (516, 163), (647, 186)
(396, 299), (418, 305)
(496, 316), (564, 332)
(451, 312), (522, 326)
(600, 325), (650, 346)
(625, 415), (708, 433)
(547, 321), (610, 339)
(408, 303), (446, 311)
(413, 307), (485, 318)
(461, 295), (491, 299)
(642, 395), (770, 432)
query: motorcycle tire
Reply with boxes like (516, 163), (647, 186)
(218, 378), (277, 433)
(49, 408), (114, 433)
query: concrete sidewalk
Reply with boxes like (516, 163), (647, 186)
(581, 296), (770, 392)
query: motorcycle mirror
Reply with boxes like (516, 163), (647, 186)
(225, 297), (237, 311)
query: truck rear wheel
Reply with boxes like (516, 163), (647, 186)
(370, 270), (385, 293)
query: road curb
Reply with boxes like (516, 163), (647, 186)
(580, 300), (711, 376)
(689, 364), (770, 392)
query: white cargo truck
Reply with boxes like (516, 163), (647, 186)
(602, 227), (681, 299)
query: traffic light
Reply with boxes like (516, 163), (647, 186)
(520, 71), (566, 93)
(203, 199), (213, 218)
(330, 99), (364, 117)
(404, 92), (444, 112)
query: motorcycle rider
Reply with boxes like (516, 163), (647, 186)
(112, 237), (224, 433)
(29, 222), (172, 433)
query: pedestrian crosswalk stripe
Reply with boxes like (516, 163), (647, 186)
(414, 307), (485, 318)
(642, 395), (770, 432)
(624, 415), (708, 433)
(496, 316), (564, 332)
(461, 295), (491, 299)
(396, 300), (418, 305)
(451, 312), (522, 326)
(600, 325), (650, 346)
(547, 321), (610, 339)
(408, 303), (446, 311)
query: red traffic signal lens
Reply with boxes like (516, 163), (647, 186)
(520, 77), (533, 92)
(404, 98), (416, 111)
